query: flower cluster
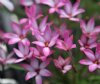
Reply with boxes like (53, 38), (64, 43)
(0, 0), (100, 84)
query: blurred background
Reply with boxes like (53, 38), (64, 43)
(0, 0), (100, 84)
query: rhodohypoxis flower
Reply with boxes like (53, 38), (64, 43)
(0, 45), (15, 65)
(78, 34), (97, 51)
(33, 26), (59, 56)
(20, 4), (42, 29)
(59, 0), (85, 21)
(56, 34), (76, 51)
(0, 0), (14, 11)
(80, 18), (100, 37)
(30, 16), (51, 35)
(55, 23), (72, 39)
(14, 43), (33, 63)
(40, 0), (65, 14)
(4, 22), (30, 45)
(32, 46), (53, 61)
(79, 44), (100, 72)
(54, 56), (72, 73)
(21, 59), (52, 84)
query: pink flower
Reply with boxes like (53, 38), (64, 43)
(0, 48), (15, 65)
(32, 46), (53, 61)
(54, 56), (72, 73)
(21, 59), (52, 84)
(4, 22), (30, 45)
(55, 23), (72, 39)
(14, 43), (33, 63)
(0, 0), (14, 11)
(20, 4), (42, 29)
(79, 44), (100, 72)
(78, 34), (97, 51)
(80, 18), (100, 37)
(33, 26), (59, 56)
(30, 16), (51, 35)
(56, 34), (76, 51)
(59, 0), (85, 21)
(40, 0), (65, 14)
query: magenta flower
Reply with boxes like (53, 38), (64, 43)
(78, 34), (97, 51)
(56, 34), (76, 51)
(32, 46), (53, 61)
(55, 23), (72, 39)
(0, 0), (14, 11)
(54, 56), (72, 73)
(79, 44), (100, 72)
(30, 16), (51, 35)
(80, 18), (100, 37)
(59, 0), (85, 21)
(33, 26), (59, 56)
(0, 47), (15, 65)
(14, 43), (33, 63)
(21, 59), (52, 84)
(40, 0), (65, 14)
(4, 22), (30, 45)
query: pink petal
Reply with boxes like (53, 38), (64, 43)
(43, 47), (50, 56)
(87, 18), (95, 32)
(65, 0), (72, 14)
(21, 64), (33, 71)
(25, 72), (37, 80)
(39, 16), (48, 32)
(49, 8), (56, 14)
(41, 0), (54, 7)
(40, 69), (52, 77)
(14, 48), (24, 58)
(4, 33), (18, 39)
(89, 64), (97, 72)
(6, 59), (16, 64)
(62, 65), (72, 73)
(20, 0), (33, 6)
(8, 38), (20, 44)
(15, 58), (25, 63)
(69, 17), (80, 22)
(49, 34), (59, 47)
(35, 75), (42, 84)
(83, 49), (95, 61)
(91, 26), (100, 36)
(11, 22), (21, 35)
(80, 20), (87, 34)
(32, 41), (45, 47)
(79, 59), (93, 65)
(72, 9), (85, 16)
(31, 59), (39, 69)
(59, 10), (69, 18)
(40, 59), (50, 69)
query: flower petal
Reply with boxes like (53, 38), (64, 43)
(25, 72), (37, 80)
(35, 75), (42, 84)
(89, 64), (97, 72)
(40, 69), (52, 77)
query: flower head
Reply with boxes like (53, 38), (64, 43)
(40, 0), (65, 14)
(21, 59), (52, 84)
(56, 33), (76, 51)
(78, 34), (97, 51)
(79, 44), (100, 72)
(14, 43), (33, 63)
(4, 22), (30, 45)
(80, 18), (100, 37)
(59, 0), (85, 21)
(33, 25), (59, 56)
(54, 56), (72, 73)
